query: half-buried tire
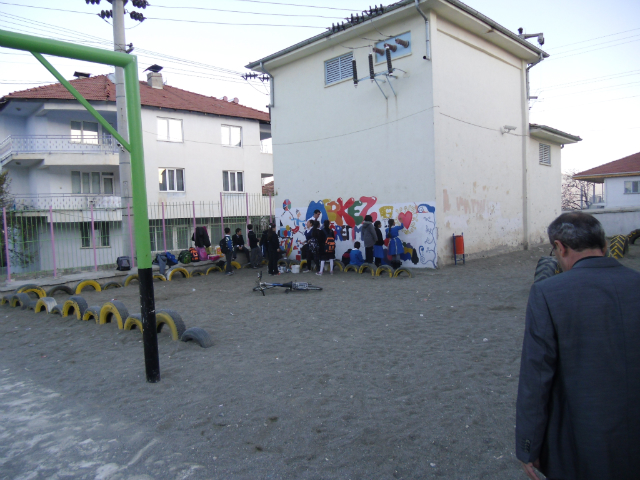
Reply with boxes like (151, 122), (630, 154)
(34, 297), (57, 314)
(61, 296), (89, 320)
(102, 281), (122, 290)
(376, 265), (394, 278)
(74, 279), (102, 294)
(82, 305), (102, 323)
(167, 267), (190, 281)
(11, 293), (32, 309)
(629, 229), (640, 245)
(190, 269), (206, 277)
(156, 309), (186, 340)
(123, 314), (143, 333)
(533, 256), (561, 283)
(181, 327), (213, 348)
(98, 301), (129, 329)
(46, 285), (74, 297)
(16, 284), (47, 299)
(123, 274), (139, 287)
(359, 263), (376, 276)
(394, 267), (413, 278)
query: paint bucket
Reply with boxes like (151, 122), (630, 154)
(291, 265), (300, 274)
(454, 235), (465, 254)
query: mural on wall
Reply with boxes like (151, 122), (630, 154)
(276, 197), (437, 268)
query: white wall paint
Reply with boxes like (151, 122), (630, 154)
(605, 176), (640, 208)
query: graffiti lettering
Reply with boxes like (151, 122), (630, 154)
(359, 196), (378, 222)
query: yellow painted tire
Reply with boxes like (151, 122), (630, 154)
(1, 295), (10, 305)
(394, 267), (413, 278)
(376, 265), (394, 278)
(299, 260), (307, 270)
(16, 285), (47, 299)
(261, 259), (268, 265)
(608, 235), (628, 259)
(156, 309), (187, 341)
(82, 305), (102, 323)
(10, 293), (31, 309)
(231, 261), (242, 270)
(359, 263), (376, 276)
(74, 280), (102, 294)
(277, 259), (288, 267)
(123, 274), (139, 287)
(190, 269), (206, 277)
(61, 296), (89, 320)
(102, 281), (122, 290)
(153, 274), (167, 281)
(206, 266), (223, 275)
(124, 314), (143, 333)
(35, 297), (57, 314)
(98, 301), (129, 329)
(333, 260), (344, 272)
(167, 267), (190, 281)
(344, 264), (359, 273)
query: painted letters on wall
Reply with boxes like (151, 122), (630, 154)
(276, 197), (437, 268)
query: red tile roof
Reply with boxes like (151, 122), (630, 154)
(1, 75), (269, 122)
(574, 152), (640, 179)
(262, 181), (274, 196)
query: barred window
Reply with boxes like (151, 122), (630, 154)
(539, 143), (551, 165)
(325, 52), (353, 85)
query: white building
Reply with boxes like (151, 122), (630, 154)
(573, 151), (640, 236)
(246, 0), (580, 267)
(0, 72), (272, 275)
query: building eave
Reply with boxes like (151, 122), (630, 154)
(573, 171), (640, 184)
(529, 124), (582, 145)
(246, 0), (548, 72)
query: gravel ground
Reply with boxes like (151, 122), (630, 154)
(1, 243), (639, 480)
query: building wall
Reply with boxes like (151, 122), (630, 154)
(431, 14), (528, 262)
(526, 139), (562, 244)
(605, 176), (640, 208)
(0, 114), (26, 137)
(141, 108), (272, 205)
(269, 13), (439, 266)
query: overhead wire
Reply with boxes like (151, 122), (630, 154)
(546, 27), (640, 51)
(150, 3), (343, 19)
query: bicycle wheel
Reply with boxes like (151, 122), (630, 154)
(253, 285), (277, 292)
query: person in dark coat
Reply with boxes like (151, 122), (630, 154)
(260, 226), (270, 261)
(373, 220), (385, 266)
(516, 211), (640, 480)
(318, 219), (335, 275)
(360, 215), (377, 264)
(247, 224), (262, 269)
(232, 228), (251, 265)
(266, 224), (282, 276)
(302, 220), (315, 272)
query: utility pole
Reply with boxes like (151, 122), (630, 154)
(112, 0), (134, 264)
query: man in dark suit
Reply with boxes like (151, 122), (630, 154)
(516, 212), (640, 480)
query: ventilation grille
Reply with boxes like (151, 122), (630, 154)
(539, 143), (551, 165)
(325, 52), (353, 85)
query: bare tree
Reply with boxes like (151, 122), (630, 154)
(562, 170), (598, 211)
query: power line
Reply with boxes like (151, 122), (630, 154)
(143, 16), (324, 28)
(538, 69), (640, 91)
(548, 37), (640, 61)
(541, 80), (640, 99)
(0, 1), (95, 15)
(546, 27), (640, 51)
(228, 0), (360, 11)
(150, 3), (343, 19)
(549, 33), (640, 57)
(531, 94), (640, 112)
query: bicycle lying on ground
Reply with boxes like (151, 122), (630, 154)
(253, 271), (323, 296)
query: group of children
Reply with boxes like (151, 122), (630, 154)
(219, 212), (406, 277)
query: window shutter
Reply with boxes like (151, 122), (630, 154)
(325, 52), (353, 85)
(539, 144), (551, 165)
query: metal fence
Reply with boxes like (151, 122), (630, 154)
(0, 193), (274, 281)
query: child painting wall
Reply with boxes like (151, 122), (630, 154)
(276, 196), (437, 268)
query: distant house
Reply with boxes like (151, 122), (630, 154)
(0, 72), (272, 275)
(574, 152), (640, 209)
(246, 0), (580, 266)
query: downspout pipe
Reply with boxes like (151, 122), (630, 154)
(415, 0), (431, 60)
(260, 61), (274, 108)
(525, 53), (544, 101)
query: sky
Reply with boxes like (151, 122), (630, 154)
(0, 0), (638, 174)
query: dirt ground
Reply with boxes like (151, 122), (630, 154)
(1, 244), (639, 480)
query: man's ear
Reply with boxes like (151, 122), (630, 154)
(555, 240), (569, 257)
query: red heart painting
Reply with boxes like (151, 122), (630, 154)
(398, 211), (413, 229)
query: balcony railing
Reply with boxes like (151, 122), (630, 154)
(260, 139), (273, 154)
(11, 194), (122, 211)
(0, 135), (120, 162)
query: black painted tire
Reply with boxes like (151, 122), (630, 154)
(16, 284), (47, 299)
(206, 266), (223, 275)
(533, 256), (560, 283)
(394, 267), (413, 278)
(190, 269), (206, 277)
(359, 263), (376, 276)
(11, 293), (32, 309)
(609, 234), (628, 259)
(156, 309), (187, 340)
(629, 229), (640, 245)
(27, 299), (38, 311)
(124, 314), (143, 332)
(82, 305), (102, 323)
(123, 274), (139, 287)
(333, 260), (344, 272)
(343, 264), (358, 273)
(102, 281), (122, 290)
(46, 285), (74, 297)
(49, 305), (63, 316)
(376, 265), (394, 278)
(167, 267), (190, 281)
(99, 301), (129, 329)
(181, 327), (213, 348)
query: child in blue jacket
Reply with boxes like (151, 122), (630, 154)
(350, 241), (365, 267)
(386, 219), (404, 268)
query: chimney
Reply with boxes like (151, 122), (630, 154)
(147, 71), (163, 89)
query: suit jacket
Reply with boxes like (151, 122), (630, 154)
(516, 257), (640, 480)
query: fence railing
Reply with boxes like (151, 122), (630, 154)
(12, 194), (122, 211)
(0, 135), (120, 163)
(0, 194), (274, 281)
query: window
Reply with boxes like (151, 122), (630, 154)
(624, 181), (640, 194)
(223, 171), (244, 192)
(157, 117), (183, 142)
(176, 226), (191, 249)
(71, 171), (114, 194)
(70, 121), (99, 144)
(159, 168), (185, 192)
(221, 125), (242, 147)
(539, 143), (551, 165)
(325, 52), (353, 85)
(80, 222), (110, 248)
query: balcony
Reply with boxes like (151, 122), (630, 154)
(0, 135), (120, 166)
(11, 194), (122, 211)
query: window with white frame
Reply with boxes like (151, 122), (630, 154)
(223, 171), (243, 192)
(539, 143), (551, 165)
(221, 125), (242, 147)
(624, 181), (640, 194)
(71, 171), (114, 194)
(159, 168), (185, 192)
(80, 221), (110, 248)
(157, 117), (183, 142)
(325, 52), (353, 85)
(70, 121), (99, 144)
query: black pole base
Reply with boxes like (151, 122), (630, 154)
(138, 267), (160, 383)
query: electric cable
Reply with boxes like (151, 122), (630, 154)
(149, 3), (343, 19)
(546, 27), (640, 51)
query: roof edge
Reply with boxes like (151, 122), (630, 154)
(246, 0), (548, 70)
(529, 123), (582, 143)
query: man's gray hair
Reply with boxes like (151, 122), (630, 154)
(547, 212), (606, 251)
